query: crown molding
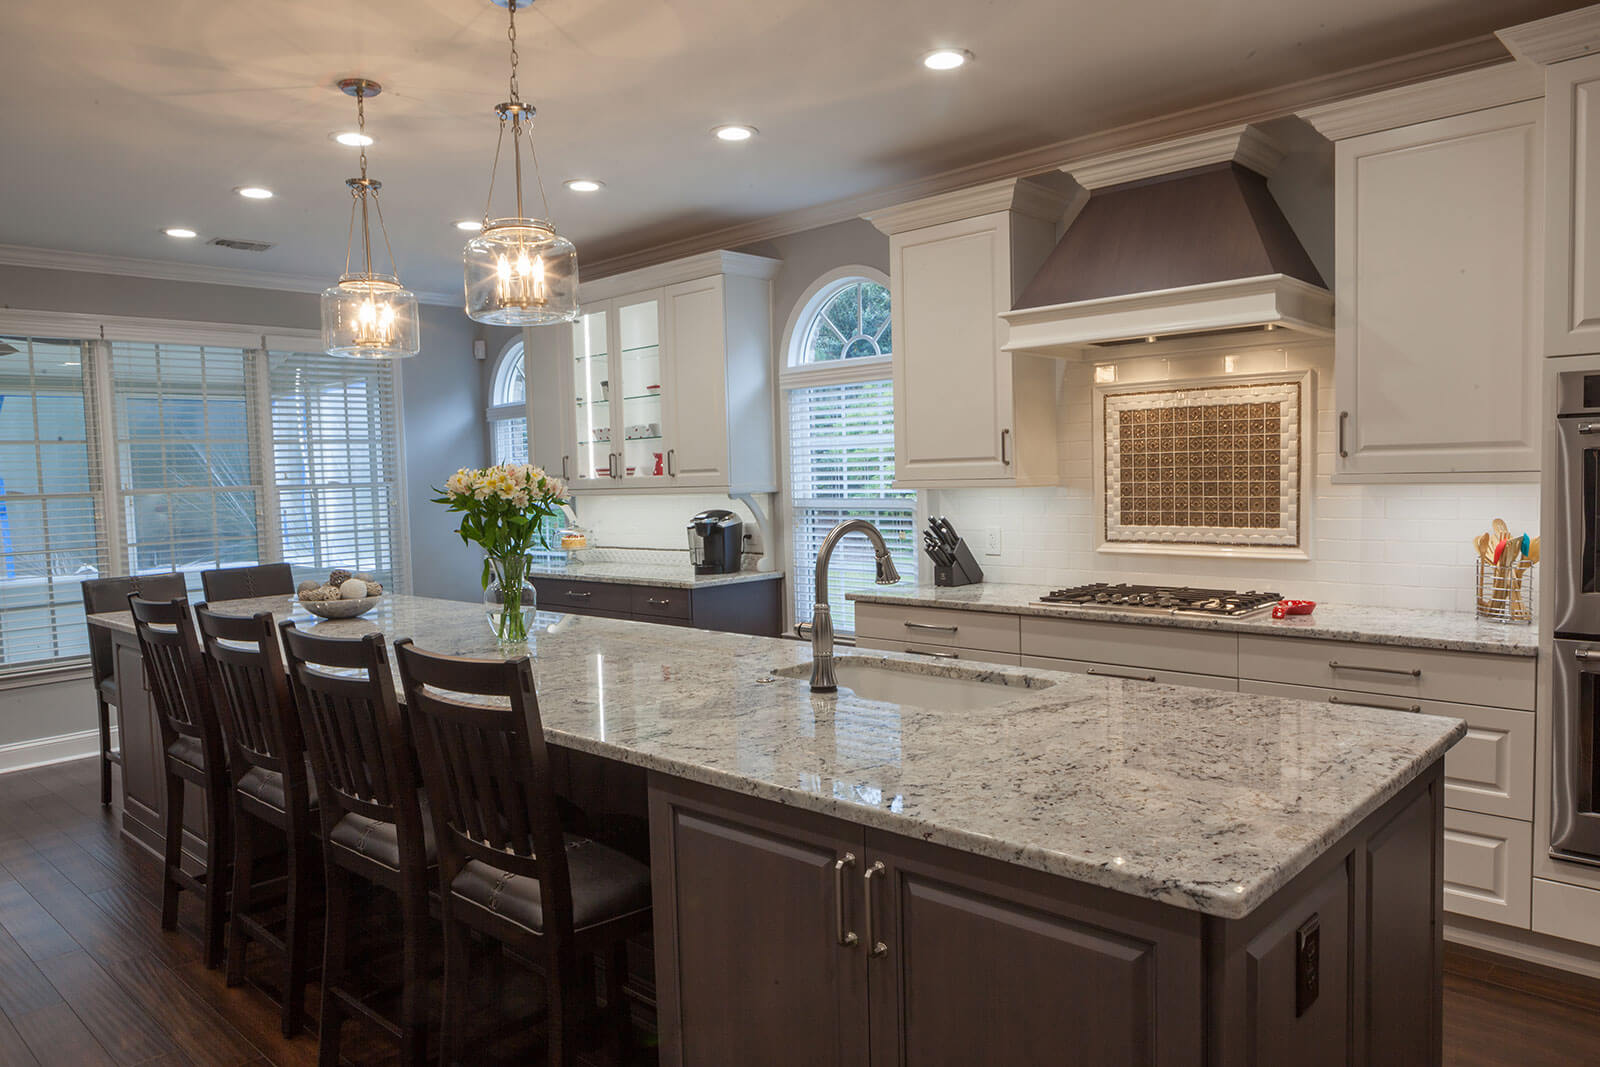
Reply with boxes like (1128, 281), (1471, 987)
(1298, 61), (1544, 140)
(862, 174), (1081, 235)
(0, 244), (460, 306)
(1058, 124), (1285, 189)
(576, 249), (782, 301)
(1498, 5), (1600, 66)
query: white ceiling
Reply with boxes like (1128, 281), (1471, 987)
(0, 0), (1581, 296)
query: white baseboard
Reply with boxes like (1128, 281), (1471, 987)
(0, 727), (110, 775)
(1446, 915), (1600, 980)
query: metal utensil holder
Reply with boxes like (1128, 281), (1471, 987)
(1476, 558), (1533, 625)
(932, 540), (984, 587)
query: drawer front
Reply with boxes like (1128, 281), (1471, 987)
(533, 579), (632, 615)
(1237, 636), (1535, 710)
(1533, 878), (1600, 948)
(1237, 680), (1533, 820)
(1020, 617), (1238, 676)
(854, 603), (1020, 654)
(630, 585), (693, 621)
(1442, 809), (1532, 928)
(857, 636), (1021, 668)
(1021, 654), (1238, 693)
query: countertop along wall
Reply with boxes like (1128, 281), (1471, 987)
(0, 262), (491, 755)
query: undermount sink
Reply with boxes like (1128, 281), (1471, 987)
(774, 657), (1051, 711)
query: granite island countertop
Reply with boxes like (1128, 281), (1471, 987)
(89, 593), (1464, 920)
(848, 582), (1537, 657)
(527, 560), (783, 590)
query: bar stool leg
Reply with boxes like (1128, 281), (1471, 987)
(160, 771), (184, 932)
(398, 889), (428, 1066)
(604, 942), (633, 1066)
(318, 863), (351, 1067)
(202, 797), (230, 970)
(282, 832), (312, 1038)
(225, 810), (255, 987)
(546, 945), (580, 1067)
(440, 909), (469, 1067)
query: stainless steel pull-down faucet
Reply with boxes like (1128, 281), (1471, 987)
(797, 518), (901, 691)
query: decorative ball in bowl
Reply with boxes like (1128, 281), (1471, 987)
(295, 571), (384, 620)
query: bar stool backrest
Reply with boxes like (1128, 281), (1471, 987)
(81, 573), (187, 690)
(201, 563), (295, 603)
(128, 594), (224, 770)
(196, 605), (304, 796)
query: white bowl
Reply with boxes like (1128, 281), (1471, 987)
(296, 595), (380, 619)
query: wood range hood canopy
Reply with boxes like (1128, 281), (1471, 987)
(1001, 125), (1332, 355)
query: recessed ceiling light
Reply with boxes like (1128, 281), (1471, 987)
(922, 48), (972, 71)
(564, 178), (604, 193)
(236, 186), (274, 200)
(713, 124), (757, 142)
(332, 131), (374, 147)
(455, 219), (483, 232)
(163, 227), (198, 239)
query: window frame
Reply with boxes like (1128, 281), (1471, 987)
(777, 267), (923, 636)
(486, 337), (530, 465)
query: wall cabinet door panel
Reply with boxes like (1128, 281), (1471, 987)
(663, 276), (731, 487)
(1333, 100), (1543, 477)
(1545, 52), (1600, 356)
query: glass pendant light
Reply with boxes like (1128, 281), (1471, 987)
(321, 78), (421, 359)
(462, 0), (579, 326)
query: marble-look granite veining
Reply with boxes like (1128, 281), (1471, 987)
(528, 560), (783, 589)
(848, 582), (1537, 657)
(88, 594), (1464, 920)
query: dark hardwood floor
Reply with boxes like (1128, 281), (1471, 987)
(0, 755), (1595, 1065)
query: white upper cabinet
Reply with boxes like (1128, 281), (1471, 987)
(1542, 53), (1600, 356)
(1303, 67), (1545, 480)
(527, 250), (779, 495)
(866, 178), (1071, 488)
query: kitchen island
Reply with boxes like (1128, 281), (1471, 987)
(89, 593), (1465, 1065)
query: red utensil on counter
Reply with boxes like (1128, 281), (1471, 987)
(1272, 600), (1316, 619)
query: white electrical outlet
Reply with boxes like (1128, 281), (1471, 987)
(743, 527), (763, 554)
(984, 527), (1002, 556)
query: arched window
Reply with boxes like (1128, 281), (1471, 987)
(781, 271), (916, 634)
(487, 340), (529, 464)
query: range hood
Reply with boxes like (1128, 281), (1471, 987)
(1001, 125), (1331, 354)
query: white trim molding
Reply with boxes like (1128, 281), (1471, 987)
(0, 243), (460, 306)
(576, 250), (780, 304)
(1060, 124), (1286, 189)
(863, 175), (1082, 235)
(0, 728), (107, 776)
(1498, 5), (1600, 66)
(1298, 62), (1544, 140)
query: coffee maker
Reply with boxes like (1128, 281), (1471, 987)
(687, 509), (743, 575)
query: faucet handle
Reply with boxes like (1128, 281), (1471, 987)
(795, 621), (813, 640)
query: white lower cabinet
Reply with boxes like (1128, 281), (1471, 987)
(1020, 655), (1237, 692)
(1532, 877), (1600, 948)
(855, 636), (1021, 668)
(1021, 616), (1239, 677)
(1443, 809), (1533, 928)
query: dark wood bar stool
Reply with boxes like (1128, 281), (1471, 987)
(280, 622), (436, 1067)
(80, 572), (187, 805)
(200, 563), (295, 602)
(196, 603), (320, 1037)
(128, 593), (232, 969)
(394, 640), (651, 1067)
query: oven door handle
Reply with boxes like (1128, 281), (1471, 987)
(1577, 648), (1597, 661)
(1579, 422), (1600, 435)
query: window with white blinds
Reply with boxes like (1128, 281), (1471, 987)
(0, 323), (408, 673)
(488, 341), (529, 464)
(270, 351), (404, 591)
(0, 336), (103, 668)
(787, 377), (917, 634)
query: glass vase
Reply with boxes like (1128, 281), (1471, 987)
(484, 552), (537, 651)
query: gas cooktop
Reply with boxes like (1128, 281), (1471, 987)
(1036, 583), (1282, 618)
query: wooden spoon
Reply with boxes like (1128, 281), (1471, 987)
(1473, 532), (1494, 565)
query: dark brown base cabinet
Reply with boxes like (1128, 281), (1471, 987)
(647, 768), (1446, 1067)
(531, 576), (783, 637)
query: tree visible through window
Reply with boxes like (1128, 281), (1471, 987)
(800, 281), (892, 363)
(488, 341), (529, 465)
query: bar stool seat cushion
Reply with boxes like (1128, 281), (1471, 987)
(166, 735), (207, 772)
(329, 798), (436, 870)
(237, 761), (319, 813)
(450, 835), (650, 935)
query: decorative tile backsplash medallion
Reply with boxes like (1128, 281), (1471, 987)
(1103, 376), (1302, 548)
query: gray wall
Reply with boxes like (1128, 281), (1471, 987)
(739, 218), (890, 354)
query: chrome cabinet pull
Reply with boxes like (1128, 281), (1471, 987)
(907, 648), (958, 659)
(1328, 694), (1420, 714)
(567, 591), (593, 600)
(667, 449), (676, 477)
(904, 621), (957, 633)
(834, 853), (858, 947)
(864, 860), (887, 958)
(1327, 660), (1421, 678)
(611, 452), (621, 479)
(646, 598), (670, 607)
(1338, 411), (1349, 459)
(1577, 648), (1596, 660)
(1086, 666), (1157, 682)
(1000, 428), (1012, 465)
(1580, 422), (1600, 435)
(562, 454), (570, 480)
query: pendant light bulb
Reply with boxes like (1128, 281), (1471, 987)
(321, 78), (420, 359)
(462, 0), (579, 326)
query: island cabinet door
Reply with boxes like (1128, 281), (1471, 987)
(860, 829), (1205, 1067)
(113, 634), (163, 832)
(649, 777), (870, 1067)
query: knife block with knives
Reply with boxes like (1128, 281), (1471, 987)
(925, 516), (984, 587)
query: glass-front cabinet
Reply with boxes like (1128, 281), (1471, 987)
(615, 294), (669, 483)
(571, 305), (610, 483)
(564, 289), (669, 488)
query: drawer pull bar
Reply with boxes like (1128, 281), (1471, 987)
(567, 591), (593, 599)
(1328, 694), (1420, 714)
(1327, 660), (1420, 679)
(906, 648), (958, 659)
(903, 621), (957, 633)
(864, 861), (887, 958)
(1087, 667), (1157, 682)
(834, 853), (858, 947)
(646, 598), (671, 607)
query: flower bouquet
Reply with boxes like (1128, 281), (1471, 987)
(432, 463), (569, 648)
